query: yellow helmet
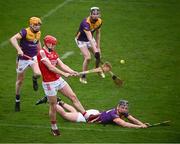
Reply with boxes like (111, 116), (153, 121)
(29, 17), (42, 25)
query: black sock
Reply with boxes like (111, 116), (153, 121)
(32, 76), (38, 80)
(82, 74), (86, 78)
(16, 94), (20, 102)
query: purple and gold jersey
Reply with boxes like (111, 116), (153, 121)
(99, 108), (129, 124)
(19, 27), (41, 59)
(76, 17), (102, 42)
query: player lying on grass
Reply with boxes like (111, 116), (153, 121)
(36, 97), (147, 128)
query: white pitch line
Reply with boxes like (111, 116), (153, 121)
(0, 123), (127, 132)
(41, 0), (73, 20)
(0, 123), (178, 134)
(0, 0), (73, 48)
(0, 40), (9, 48)
(61, 51), (74, 60)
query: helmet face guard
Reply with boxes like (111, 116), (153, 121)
(29, 17), (42, 32)
(117, 100), (129, 114)
(118, 100), (129, 107)
(90, 7), (100, 15)
(90, 7), (100, 21)
(29, 17), (42, 25)
(44, 35), (58, 50)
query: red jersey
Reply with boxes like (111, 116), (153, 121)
(37, 48), (60, 82)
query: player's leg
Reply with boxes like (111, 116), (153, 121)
(30, 61), (41, 91)
(58, 101), (77, 112)
(42, 81), (60, 136)
(90, 40), (105, 78)
(88, 38), (100, 68)
(35, 95), (62, 105)
(15, 58), (31, 111)
(15, 72), (25, 112)
(79, 47), (91, 84)
(56, 104), (79, 122)
(59, 84), (85, 113)
(48, 96), (60, 136)
(75, 39), (90, 84)
(59, 83), (89, 119)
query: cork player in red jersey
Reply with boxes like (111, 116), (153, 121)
(37, 35), (90, 136)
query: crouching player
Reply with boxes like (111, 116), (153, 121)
(75, 7), (105, 84)
(37, 35), (90, 136)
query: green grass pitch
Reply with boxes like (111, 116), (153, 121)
(0, 0), (180, 143)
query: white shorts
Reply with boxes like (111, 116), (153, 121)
(76, 109), (100, 122)
(42, 77), (67, 96)
(75, 38), (96, 49)
(16, 56), (37, 73)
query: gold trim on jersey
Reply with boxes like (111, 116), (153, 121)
(86, 17), (102, 31)
(25, 27), (41, 43)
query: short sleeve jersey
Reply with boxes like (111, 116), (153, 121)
(37, 49), (60, 82)
(99, 108), (129, 124)
(19, 27), (41, 59)
(76, 17), (102, 42)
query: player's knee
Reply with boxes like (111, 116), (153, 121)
(34, 74), (41, 79)
(16, 78), (24, 86)
(34, 72), (41, 78)
(94, 52), (100, 60)
(69, 94), (78, 102)
(84, 55), (91, 61)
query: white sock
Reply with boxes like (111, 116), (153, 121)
(51, 124), (58, 130)
(51, 121), (58, 130)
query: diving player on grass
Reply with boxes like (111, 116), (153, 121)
(75, 7), (105, 84)
(37, 98), (148, 128)
(88, 100), (147, 128)
(10, 17), (42, 112)
(37, 35), (90, 136)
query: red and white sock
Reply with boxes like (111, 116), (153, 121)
(82, 111), (90, 119)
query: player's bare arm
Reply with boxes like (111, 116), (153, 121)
(40, 50), (70, 78)
(10, 33), (23, 56)
(57, 58), (78, 75)
(113, 117), (145, 128)
(84, 30), (98, 52)
(127, 115), (147, 127)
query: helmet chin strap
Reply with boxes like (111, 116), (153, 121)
(30, 25), (39, 33)
(48, 48), (53, 52)
(45, 44), (53, 52)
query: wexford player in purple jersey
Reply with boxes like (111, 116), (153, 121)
(10, 17), (42, 112)
(88, 100), (147, 128)
(75, 7), (105, 84)
(37, 98), (147, 128)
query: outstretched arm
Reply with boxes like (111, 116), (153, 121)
(84, 30), (98, 53)
(57, 58), (78, 75)
(40, 50), (70, 78)
(127, 115), (147, 127)
(113, 118), (147, 128)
